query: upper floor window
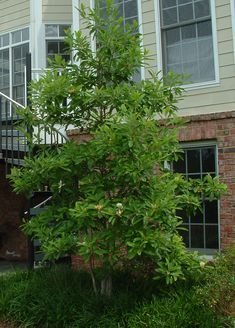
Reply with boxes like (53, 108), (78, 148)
(160, 0), (215, 85)
(45, 24), (71, 67)
(99, 0), (141, 81)
(99, 0), (138, 30)
(0, 27), (29, 105)
(173, 145), (219, 254)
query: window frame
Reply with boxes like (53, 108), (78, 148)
(174, 141), (220, 255)
(155, 0), (219, 90)
(0, 26), (30, 106)
(45, 24), (71, 67)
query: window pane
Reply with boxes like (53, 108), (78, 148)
(22, 28), (29, 41)
(12, 30), (21, 44)
(198, 38), (213, 59)
(176, 209), (188, 223)
(191, 208), (203, 223)
(163, 8), (178, 26)
(45, 25), (58, 37)
(182, 24), (196, 40)
(205, 225), (218, 249)
(205, 200), (218, 224)
(173, 152), (186, 173)
(182, 41), (197, 62)
(162, 0), (176, 9)
(187, 149), (200, 173)
(2, 34), (9, 47)
(59, 25), (70, 37)
(191, 225), (204, 248)
(13, 47), (22, 60)
(195, 0), (210, 19)
(167, 45), (181, 64)
(202, 147), (215, 172)
(199, 57), (215, 81)
(166, 28), (180, 45)
(198, 20), (212, 37)
(179, 0), (192, 4)
(179, 3), (193, 23)
(124, 0), (138, 18)
(47, 41), (59, 54)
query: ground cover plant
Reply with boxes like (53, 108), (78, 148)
(9, 0), (226, 298)
(0, 256), (234, 328)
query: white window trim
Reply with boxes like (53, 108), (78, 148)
(179, 141), (220, 252)
(154, 0), (220, 90)
(230, 0), (235, 64)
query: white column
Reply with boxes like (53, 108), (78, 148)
(72, 0), (80, 33)
(30, 0), (45, 71)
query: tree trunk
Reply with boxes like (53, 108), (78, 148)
(100, 273), (112, 297)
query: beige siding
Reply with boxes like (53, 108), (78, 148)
(140, 0), (235, 116)
(42, 0), (72, 23)
(0, 0), (30, 33)
(178, 0), (235, 116)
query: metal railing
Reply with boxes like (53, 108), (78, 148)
(0, 91), (68, 171)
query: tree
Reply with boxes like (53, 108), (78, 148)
(9, 1), (226, 296)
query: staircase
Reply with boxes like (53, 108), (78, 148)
(0, 89), (68, 268)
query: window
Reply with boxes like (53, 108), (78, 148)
(0, 28), (29, 105)
(160, 0), (215, 85)
(99, 0), (141, 81)
(99, 0), (138, 30)
(173, 145), (219, 253)
(45, 24), (71, 67)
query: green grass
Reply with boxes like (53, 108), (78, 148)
(0, 265), (232, 328)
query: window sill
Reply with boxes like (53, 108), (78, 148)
(182, 80), (220, 91)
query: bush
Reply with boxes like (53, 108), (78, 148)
(196, 245), (235, 318)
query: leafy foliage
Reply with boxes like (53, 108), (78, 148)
(9, 0), (226, 293)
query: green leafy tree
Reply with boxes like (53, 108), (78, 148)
(10, 1), (226, 296)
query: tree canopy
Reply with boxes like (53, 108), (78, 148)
(10, 1), (226, 295)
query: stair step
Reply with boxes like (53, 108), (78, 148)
(1, 130), (25, 137)
(5, 158), (24, 166)
(1, 143), (29, 152)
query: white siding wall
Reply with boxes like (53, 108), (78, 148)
(0, 0), (30, 33)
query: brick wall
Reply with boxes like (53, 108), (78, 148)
(69, 111), (235, 268)
(0, 162), (28, 261)
(179, 111), (235, 249)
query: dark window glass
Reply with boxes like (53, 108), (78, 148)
(191, 208), (203, 223)
(176, 209), (189, 223)
(202, 147), (215, 172)
(187, 149), (200, 173)
(173, 152), (186, 173)
(205, 200), (218, 223)
(191, 225), (204, 248)
(206, 225), (218, 249)
(173, 145), (218, 251)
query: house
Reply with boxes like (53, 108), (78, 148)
(0, 0), (234, 263)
